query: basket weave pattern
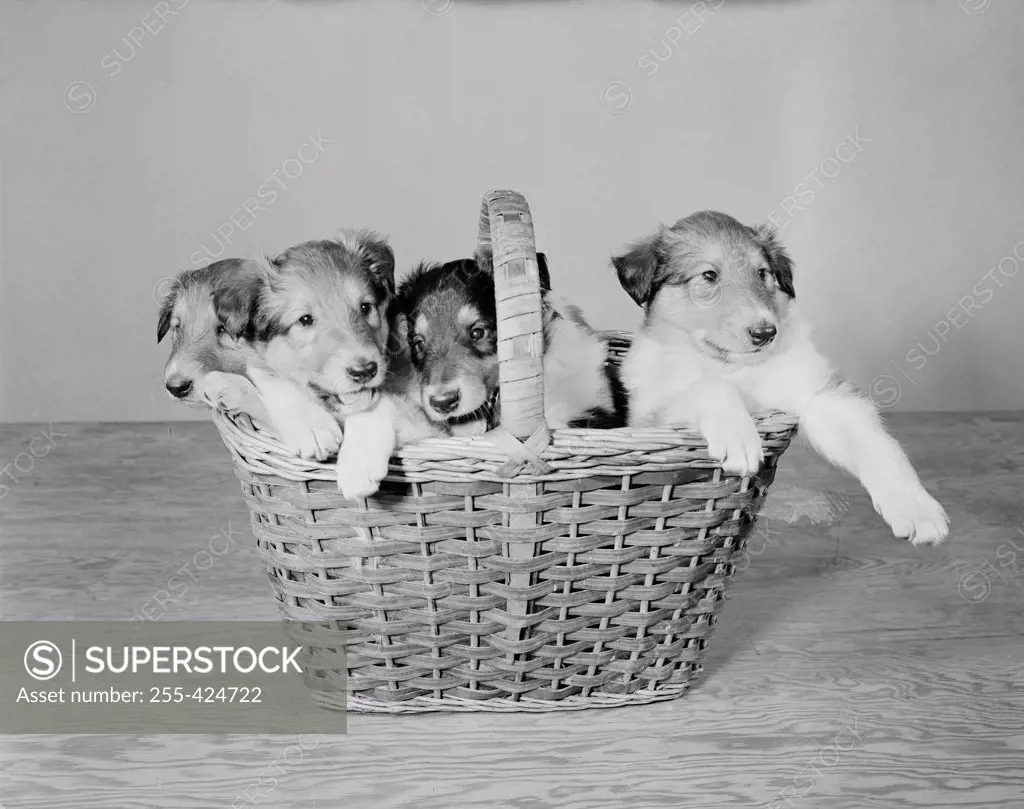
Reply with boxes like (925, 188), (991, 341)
(212, 191), (798, 713)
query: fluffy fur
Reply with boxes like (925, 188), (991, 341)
(223, 231), (444, 497)
(393, 249), (622, 435)
(157, 259), (266, 415)
(615, 211), (948, 546)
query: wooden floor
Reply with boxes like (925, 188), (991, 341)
(1, 413), (1022, 808)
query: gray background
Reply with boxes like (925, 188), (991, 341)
(2, 0), (1021, 422)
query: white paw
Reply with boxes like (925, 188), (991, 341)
(702, 412), (764, 477)
(873, 486), (949, 546)
(335, 442), (390, 499)
(276, 406), (343, 461)
(198, 372), (256, 412)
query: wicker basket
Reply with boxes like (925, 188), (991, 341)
(212, 190), (799, 713)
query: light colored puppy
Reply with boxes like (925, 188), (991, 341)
(614, 211), (948, 546)
(237, 231), (442, 497)
(157, 259), (304, 428)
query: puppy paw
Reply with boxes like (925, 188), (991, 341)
(873, 486), (949, 546)
(702, 412), (764, 477)
(196, 372), (233, 408)
(276, 406), (343, 461)
(335, 442), (390, 499)
(197, 372), (257, 412)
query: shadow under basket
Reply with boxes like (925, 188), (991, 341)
(210, 190), (800, 713)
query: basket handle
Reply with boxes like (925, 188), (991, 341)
(477, 190), (547, 443)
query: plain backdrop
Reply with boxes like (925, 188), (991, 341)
(1, 0), (1022, 422)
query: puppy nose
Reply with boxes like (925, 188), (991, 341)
(165, 377), (192, 399)
(346, 360), (378, 384)
(428, 390), (461, 414)
(748, 324), (777, 347)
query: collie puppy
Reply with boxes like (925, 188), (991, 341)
(231, 231), (443, 497)
(614, 211), (948, 546)
(393, 249), (623, 436)
(157, 259), (266, 416)
(158, 259), (346, 459)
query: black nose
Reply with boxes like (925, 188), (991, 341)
(166, 378), (192, 399)
(428, 390), (461, 414)
(346, 360), (378, 384)
(748, 324), (777, 347)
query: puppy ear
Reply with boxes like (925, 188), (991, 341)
(157, 289), (176, 343)
(473, 245), (494, 275)
(753, 224), (796, 298)
(339, 228), (395, 297)
(612, 229), (664, 306)
(249, 254), (281, 342)
(363, 235), (396, 297)
(213, 261), (265, 340)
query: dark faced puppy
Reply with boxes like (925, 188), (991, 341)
(395, 251), (622, 430)
(394, 256), (500, 425)
(614, 211), (795, 364)
(157, 259), (264, 401)
(250, 230), (396, 413)
(393, 249), (554, 425)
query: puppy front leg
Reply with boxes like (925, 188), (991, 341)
(196, 372), (269, 422)
(798, 386), (948, 545)
(664, 379), (764, 477)
(336, 396), (397, 499)
(247, 367), (343, 461)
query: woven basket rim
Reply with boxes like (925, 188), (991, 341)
(212, 405), (799, 484)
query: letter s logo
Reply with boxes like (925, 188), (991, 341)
(24, 640), (63, 681)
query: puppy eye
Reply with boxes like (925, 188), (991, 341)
(360, 302), (375, 317)
(297, 314), (315, 327)
(701, 270), (719, 284)
(215, 325), (226, 337)
(759, 268), (776, 287)
(470, 326), (488, 341)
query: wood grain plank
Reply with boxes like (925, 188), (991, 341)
(1, 414), (1022, 808)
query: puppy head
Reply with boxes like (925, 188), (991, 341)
(157, 259), (260, 400)
(395, 258), (499, 423)
(255, 230), (395, 399)
(612, 211), (795, 362)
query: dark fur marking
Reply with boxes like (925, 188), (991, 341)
(156, 258), (261, 343)
(157, 297), (173, 343)
(612, 232), (663, 307)
(752, 224), (796, 299)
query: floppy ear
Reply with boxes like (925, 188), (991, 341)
(335, 228), (396, 297)
(248, 254), (283, 342)
(213, 261), (265, 340)
(157, 289), (176, 343)
(364, 236), (396, 297)
(753, 224), (795, 298)
(612, 229), (664, 307)
(346, 229), (397, 298)
(473, 245), (494, 275)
